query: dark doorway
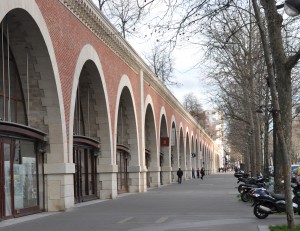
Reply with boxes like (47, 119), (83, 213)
(145, 149), (151, 187)
(116, 145), (129, 194)
(73, 144), (97, 203)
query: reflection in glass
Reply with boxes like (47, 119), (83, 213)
(4, 143), (12, 216)
(14, 140), (38, 209)
(0, 37), (27, 124)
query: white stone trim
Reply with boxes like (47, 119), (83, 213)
(0, 0), (67, 160)
(114, 75), (140, 163)
(69, 44), (113, 163)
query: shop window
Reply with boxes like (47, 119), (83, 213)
(14, 140), (38, 210)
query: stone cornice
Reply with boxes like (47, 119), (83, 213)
(59, 0), (143, 72)
(59, 0), (214, 144)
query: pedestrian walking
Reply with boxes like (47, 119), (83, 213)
(177, 167), (183, 184)
(197, 168), (200, 179)
(192, 168), (195, 179)
(200, 167), (205, 180)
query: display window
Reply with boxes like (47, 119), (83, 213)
(0, 136), (44, 220)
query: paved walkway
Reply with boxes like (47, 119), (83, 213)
(1, 173), (296, 231)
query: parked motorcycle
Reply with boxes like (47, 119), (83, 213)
(234, 170), (249, 179)
(237, 177), (266, 193)
(250, 182), (300, 219)
(240, 185), (256, 202)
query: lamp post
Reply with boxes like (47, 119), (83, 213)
(256, 106), (275, 180)
(277, 0), (300, 16)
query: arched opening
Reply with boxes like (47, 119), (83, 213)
(195, 138), (200, 178)
(159, 114), (169, 185)
(144, 104), (157, 188)
(191, 137), (196, 179)
(116, 87), (138, 194)
(0, 8), (64, 219)
(186, 133), (191, 179)
(72, 60), (110, 203)
(170, 122), (178, 182)
(179, 128), (184, 180)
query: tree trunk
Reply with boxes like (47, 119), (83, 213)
(252, 0), (295, 228)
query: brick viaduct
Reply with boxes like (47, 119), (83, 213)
(0, 0), (221, 219)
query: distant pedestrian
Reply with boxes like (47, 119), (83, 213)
(192, 168), (195, 179)
(177, 167), (183, 184)
(200, 167), (205, 180)
(197, 168), (200, 178)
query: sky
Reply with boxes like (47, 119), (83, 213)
(91, 0), (215, 110)
(128, 35), (215, 110)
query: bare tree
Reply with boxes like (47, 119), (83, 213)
(99, 0), (155, 38)
(201, 2), (268, 176)
(182, 93), (212, 131)
(97, 0), (109, 11)
(251, 0), (300, 227)
(145, 43), (178, 86)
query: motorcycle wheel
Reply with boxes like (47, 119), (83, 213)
(238, 184), (244, 193)
(241, 192), (250, 202)
(253, 204), (269, 219)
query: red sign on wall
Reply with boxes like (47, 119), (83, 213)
(160, 137), (169, 146)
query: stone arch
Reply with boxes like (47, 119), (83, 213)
(70, 44), (112, 201)
(178, 124), (185, 179)
(1, 1), (66, 152)
(204, 143), (208, 173)
(186, 131), (191, 179)
(69, 44), (112, 163)
(115, 75), (140, 193)
(191, 135), (196, 175)
(170, 115), (178, 182)
(159, 107), (170, 185)
(0, 2), (66, 214)
(144, 95), (158, 188)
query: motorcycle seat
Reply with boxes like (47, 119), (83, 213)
(268, 191), (285, 200)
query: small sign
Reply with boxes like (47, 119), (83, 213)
(160, 137), (169, 146)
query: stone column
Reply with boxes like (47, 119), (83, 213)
(128, 165), (145, 192)
(161, 166), (172, 184)
(149, 166), (160, 187)
(98, 164), (118, 199)
(44, 163), (75, 211)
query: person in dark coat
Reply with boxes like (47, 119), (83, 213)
(177, 168), (183, 184)
(197, 168), (200, 178)
(200, 167), (205, 180)
(192, 168), (195, 179)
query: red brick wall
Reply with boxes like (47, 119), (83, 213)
(35, 0), (213, 151)
(36, 0), (141, 137)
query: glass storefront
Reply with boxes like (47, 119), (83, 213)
(0, 135), (44, 220)
(14, 140), (38, 210)
(0, 21), (45, 220)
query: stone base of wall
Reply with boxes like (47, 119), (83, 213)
(99, 172), (118, 199)
(46, 173), (75, 212)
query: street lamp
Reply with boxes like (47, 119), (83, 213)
(285, 0), (300, 16)
(256, 106), (277, 180)
(277, 0), (300, 16)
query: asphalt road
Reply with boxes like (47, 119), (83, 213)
(1, 172), (296, 231)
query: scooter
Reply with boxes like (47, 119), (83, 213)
(237, 177), (266, 193)
(250, 182), (300, 219)
(241, 185), (259, 202)
(234, 170), (249, 179)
